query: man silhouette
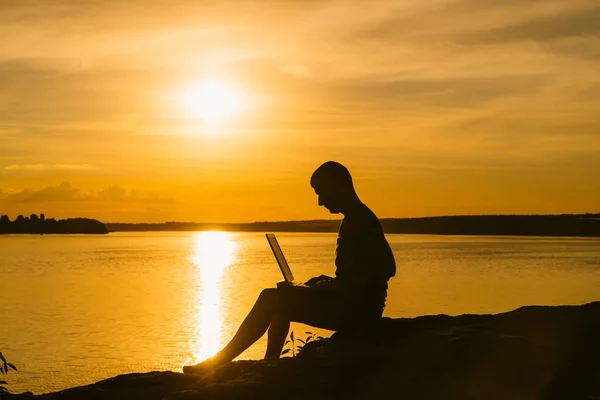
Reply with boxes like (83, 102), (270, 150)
(183, 161), (395, 374)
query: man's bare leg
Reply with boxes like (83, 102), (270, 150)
(183, 288), (280, 374)
(264, 313), (290, 359)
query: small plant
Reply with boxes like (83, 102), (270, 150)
(0, 352), (17, 393)
(281, 331), (325, 357)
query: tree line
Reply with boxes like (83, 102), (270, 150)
(0, 214), (108, 234)
(106, 214), (600, 237)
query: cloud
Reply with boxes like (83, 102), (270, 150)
(544, 37), (600, 62)
(354, 1), (598, 44)
(461, 5), (600, 44)
(2, 182), (176, 204)
(575, 84), (600, 101)
(6, 182), (80, 203)
(0, 127), (21, 136)
(350, 0), (600, 67)
(98, 185), (127, 200)
(447, 113), (600, 156)
(0, 60), (165, 126)
(280, 64), (311, 78)
(320, 75), (546, 109)
(3, 164), (95, 172)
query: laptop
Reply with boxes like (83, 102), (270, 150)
(265, 233), (295, 285)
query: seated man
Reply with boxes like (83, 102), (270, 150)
(183, 161), (396, 374)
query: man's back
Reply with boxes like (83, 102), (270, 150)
(335, 202), (396, 314)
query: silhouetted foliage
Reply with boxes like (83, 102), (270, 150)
(0, 215), (108, 234)
(281, 331), (325, 357)
(0, 352), (17, 393)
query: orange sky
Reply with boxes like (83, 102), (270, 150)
(1, 0), (599, 223)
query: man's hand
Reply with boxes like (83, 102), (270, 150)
(304, 274), (333, 287)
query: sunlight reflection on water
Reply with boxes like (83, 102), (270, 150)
(190, 231), (238, 363)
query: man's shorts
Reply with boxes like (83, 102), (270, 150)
(276, 284), (370, 331)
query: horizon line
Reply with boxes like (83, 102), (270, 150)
(104, 212), (600, 225)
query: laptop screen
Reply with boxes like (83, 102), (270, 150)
(266, 233), (294, 283)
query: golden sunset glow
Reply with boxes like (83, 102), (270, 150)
(1, 1), (599, 223)
(180, 80), (243, 124)
(191, 231), (237, 361)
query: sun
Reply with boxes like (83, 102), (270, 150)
(181, 80), (242, 123)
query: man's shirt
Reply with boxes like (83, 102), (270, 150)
(334, 203), (396, 313)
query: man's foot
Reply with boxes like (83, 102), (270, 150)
(182, 356), (225, 375)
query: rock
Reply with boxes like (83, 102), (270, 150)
(5, 302), (600, 400)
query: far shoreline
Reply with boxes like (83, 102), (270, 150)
(104, 214), (600, 237)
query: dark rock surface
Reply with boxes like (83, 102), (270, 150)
(6, 302), (600, 400)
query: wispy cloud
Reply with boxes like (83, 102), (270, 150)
(3, 164), (95, 172)
(461, 5), (600, 44)
(0, 124), (22, 134)
(4, 182), (80, 203)
(2, 182), (176, 204)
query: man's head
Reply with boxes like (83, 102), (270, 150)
(310, 161), (357, 214)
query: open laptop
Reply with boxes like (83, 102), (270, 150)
(265, 233), (295, 285)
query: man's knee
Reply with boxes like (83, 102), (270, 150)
(258, 288), (279, 307)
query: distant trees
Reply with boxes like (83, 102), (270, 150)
(0, 215), (10, 233)
(379, 215), (600, 237)
(0, 214), (108, 234)
(104, 214), (600, 236)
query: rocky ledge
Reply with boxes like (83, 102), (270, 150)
(6, 302), (600, 400)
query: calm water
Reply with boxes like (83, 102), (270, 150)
(1, 232), (599, 394)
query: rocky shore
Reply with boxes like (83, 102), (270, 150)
(5, 302), (600, 400)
